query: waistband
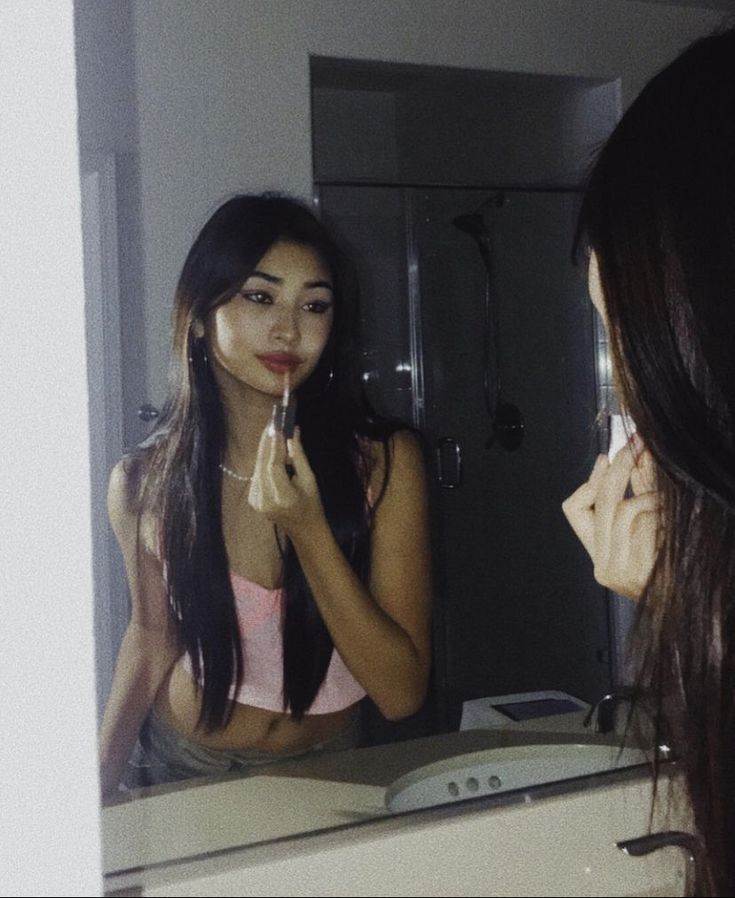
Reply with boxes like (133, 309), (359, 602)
(124, 708), (361, 790)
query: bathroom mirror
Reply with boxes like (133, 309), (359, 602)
(74, 0), (727, 880)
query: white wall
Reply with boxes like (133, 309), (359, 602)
(74, 0), (137, 153)
(75, 0), (146, 450)
(130, 0), (726, 410)
(0, 2), (102, 895)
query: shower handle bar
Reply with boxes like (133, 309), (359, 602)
(436, 437), (462, 489)
(483, 275), (501, 418)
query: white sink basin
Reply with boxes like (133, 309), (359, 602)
(385, 742), (648, 813)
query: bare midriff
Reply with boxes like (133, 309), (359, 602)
(152, 656), (356, 753)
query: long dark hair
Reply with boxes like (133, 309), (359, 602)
(128, 194), (400, 729)
(576, 28), (735, 896)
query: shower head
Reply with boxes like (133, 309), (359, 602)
(452, 192), (506, 237)
(452, 212), (488, 238)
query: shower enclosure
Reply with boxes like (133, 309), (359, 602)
(317, 184), (612, 736)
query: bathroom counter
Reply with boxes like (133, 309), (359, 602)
(102, 774), (387, 874)
(102, 711), (628, 875)
(255, 709), (600, 787)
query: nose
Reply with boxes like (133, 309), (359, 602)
(270, 305), (299, 345)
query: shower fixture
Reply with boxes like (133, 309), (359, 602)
(452, 194), (524, 452)
(451, 213), (493, 273)
(452, 212), (483, 234)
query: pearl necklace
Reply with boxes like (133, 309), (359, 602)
(219, 463), (252, 483)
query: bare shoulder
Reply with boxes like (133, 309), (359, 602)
(366, 429), (427, 503)
(107, 459), (136, 538)
(390, 429), (425, 468)
(107, 457), (158, 554)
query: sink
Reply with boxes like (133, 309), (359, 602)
(385, 742), (649, 813)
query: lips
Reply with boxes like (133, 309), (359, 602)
(256, 353), (302, 374)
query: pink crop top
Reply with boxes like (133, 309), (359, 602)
(181, 571), (367, 715)
(177, 483), (374, 715)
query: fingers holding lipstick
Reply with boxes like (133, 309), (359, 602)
(248, 424), (323, 530)
(287, 427), (318, 494)
(247, 423), (272, 512)
(561, 454), (608, 556)
(629, 434), (656, 496)
(248, 423), (287, 508)
(562, 437), (662, 599)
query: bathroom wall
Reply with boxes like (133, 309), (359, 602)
(312, 63), (620, 188)
(127, 0), (726, 414)
(396, 74), (612, 187)
(312, 86), (399, 182)
(4, 1), (730, 895)
(74, 0), (146, 450)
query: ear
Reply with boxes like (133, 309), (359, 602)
(191, 319), (205, 339)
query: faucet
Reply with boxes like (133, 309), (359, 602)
(583, 687), (635, 734)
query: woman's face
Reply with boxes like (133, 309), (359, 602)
(587, 250), (607, 323)
(206, 239), (334, 398)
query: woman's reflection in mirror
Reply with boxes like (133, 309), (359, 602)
(99, 194), (431, 800)
(562, 27), (735, 897)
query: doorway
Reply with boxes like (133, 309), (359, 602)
(311, 58), (622, 738)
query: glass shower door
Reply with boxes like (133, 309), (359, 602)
(414, 188), (609, 725)
(317, 184), (611, 736)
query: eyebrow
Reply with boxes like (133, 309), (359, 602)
(248, 269), (334, 291)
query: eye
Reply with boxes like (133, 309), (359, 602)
(302, 300), (333, 314)
(240, 291), (272, 305)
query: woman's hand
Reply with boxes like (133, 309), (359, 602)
(247, 423), (325, 534)
(561, 436), (660, 600)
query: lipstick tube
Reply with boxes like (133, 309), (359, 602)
(271, 371), (296, 439)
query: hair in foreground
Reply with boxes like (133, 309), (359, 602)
(577, 27), (735, 896)
(126, 194), (401, 729)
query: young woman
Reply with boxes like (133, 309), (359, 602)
(562, 27), (735, 897)
(99, 194), (431, 797)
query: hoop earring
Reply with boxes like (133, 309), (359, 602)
(188, 333), (209, 368)
(302, 364), (334, 399)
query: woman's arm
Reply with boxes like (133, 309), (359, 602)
(249, 428), (432, 720)
(98, 461), (180, 799)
